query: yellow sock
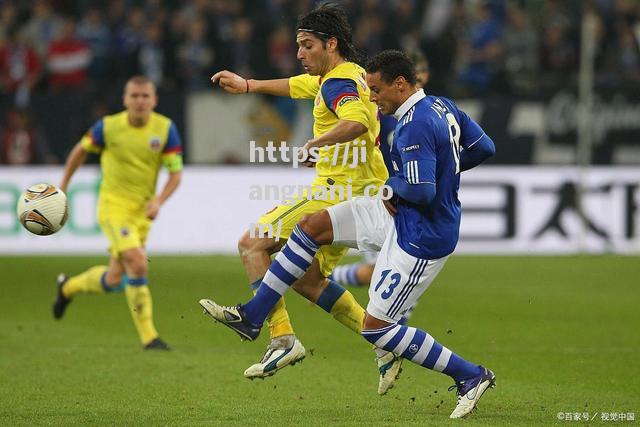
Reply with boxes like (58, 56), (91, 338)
(62, 266), (107, 298)
(329, 291), (365, 334)
(266, 297), (295, 339)
(125, 283), (158, 345)
(316, 281), (365, 334)
(250, 283), (295, 339)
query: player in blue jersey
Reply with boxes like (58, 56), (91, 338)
(331, 53), (429, 288)
(200, 50), (496, 419)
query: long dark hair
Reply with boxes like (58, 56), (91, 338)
(296, 2), (364, 65)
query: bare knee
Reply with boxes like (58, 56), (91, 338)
(362, 311), (392, 331)
(104, 269), (123, 285)
(121, 249), (148, 277)
(104, 258), (124, 285)
(238, 230), (278, 257)
(298, 210), (333, 244)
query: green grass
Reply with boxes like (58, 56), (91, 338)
(0, 255), (638, 426)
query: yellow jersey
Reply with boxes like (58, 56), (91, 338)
(289, 62), (388, 193)
(80, 111), (183, 211)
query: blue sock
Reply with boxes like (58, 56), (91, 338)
(316, 280), (346, 313)
(442, 352), (484, 382)
(242, 225), (319, 325)
(242, 285), (282, 326)
(249, 278), (262, 291)
(362, 324), (482, 382)
(331, 263), (362, 286)
(127, 277), (148, 287)
(101, 272), (125, 293)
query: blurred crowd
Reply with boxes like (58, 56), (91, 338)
(1, 0), (640, 164)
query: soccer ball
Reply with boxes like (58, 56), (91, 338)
(16, 183), (68, 236)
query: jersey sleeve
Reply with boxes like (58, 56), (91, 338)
(320, 78), (370, 127)
(79, 119), (105, 154)
(161, 122), (183, 172)
(398, 120), (436, 185)
(289, 74), (320, 99)
(455, 108), (486, 150)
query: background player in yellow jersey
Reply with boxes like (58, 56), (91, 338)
(53, 75), (183, 350)
(201, 4), (399, 390)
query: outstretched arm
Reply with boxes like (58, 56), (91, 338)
(211, 70), (290, 97)
(59, 142), (88, 192)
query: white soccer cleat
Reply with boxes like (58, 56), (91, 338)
(449, 367), (496, 419)
(377, 352), (403, 395)
(244, 338), (306, 379)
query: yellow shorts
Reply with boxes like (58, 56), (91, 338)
(256, 184), (349, 277)
(98, 202), (151, 257)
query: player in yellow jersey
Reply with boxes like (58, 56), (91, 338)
(200, 4), (401, 393)
(53, 76), (183, 350)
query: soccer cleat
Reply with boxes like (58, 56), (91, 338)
(244, 338), (306, 379)
(199, 299), (261, 341)
(52, 273), (71, 319)
(377, 352), (403, 395)
(144, 337), (171, 351)
(449, 366), (496, 419)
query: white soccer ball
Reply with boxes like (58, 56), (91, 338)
(16, 183), (68, 236)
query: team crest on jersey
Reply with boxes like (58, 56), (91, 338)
(149, 136), (162, 151)
(120, 227), (130, 237)
(408, 344), (419, 353)
(315, 94), (322, 107)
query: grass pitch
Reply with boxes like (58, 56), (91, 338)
(0, 255), (638, 426)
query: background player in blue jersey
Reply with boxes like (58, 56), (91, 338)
(200, 50), (496, 419)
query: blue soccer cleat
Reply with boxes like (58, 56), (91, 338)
(449, 366), (496, 419)
(199, 299), (261, 341)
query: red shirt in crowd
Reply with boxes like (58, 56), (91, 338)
(47, 38), (91, 88)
